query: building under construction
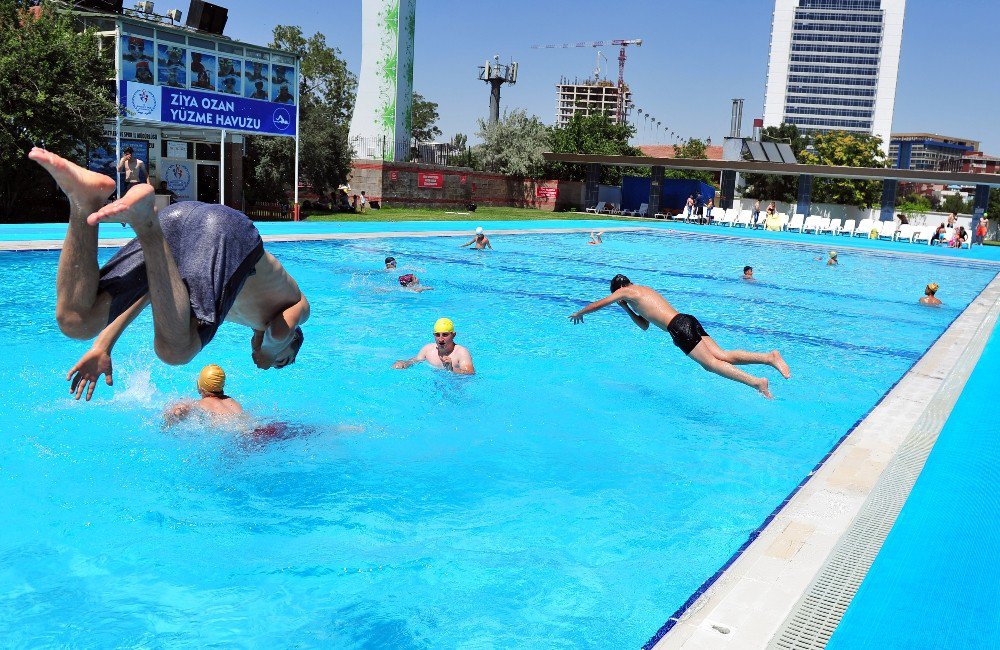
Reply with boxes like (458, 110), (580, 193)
(554, 77), (631, 127)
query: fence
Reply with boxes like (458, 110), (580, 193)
(350, 136), (471, 166)
(245, 202), (293, 220)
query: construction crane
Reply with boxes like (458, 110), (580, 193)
(532, 38), (642, 123)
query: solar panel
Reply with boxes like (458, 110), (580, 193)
(745, 140), (767, 162)
(761, 141), (782, 162)
(776, 143), (798, 164)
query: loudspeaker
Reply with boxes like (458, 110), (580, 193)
(74, 0), (125, 13)
(185, 0), (227, 35)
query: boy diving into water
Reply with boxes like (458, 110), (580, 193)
(569, 275), (790, 398)
(29, 148), (309, 401)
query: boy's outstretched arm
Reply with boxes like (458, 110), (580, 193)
(569, 292), (623, 324)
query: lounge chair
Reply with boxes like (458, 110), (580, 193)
(852, 218), (874, 237)
(801, 215), (823, 234)
(585, 201), (607, 214)
(895, 224), (917, 242)
(623, 203), (648, 217)
(911, 226), (934, 245)
(878, 222), (898, 240)
(839, 219), (856, 236)
(787, 213), (806, 232)
(819, 218), (841, 235)
(733, 210), (752, 228)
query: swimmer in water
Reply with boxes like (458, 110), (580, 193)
(460, 227), (492, 250)
(919, 282), (942, 306)
(568, 274), (790, 398)
(385, 256), (397, 270)
(742, 265), (755, 281)
(392, 317), (475, 374)
(588, 231), (604, 245)
(164, 364), (244, 425)
(398, 273), (434, 293)
(827, 250), (838, 266)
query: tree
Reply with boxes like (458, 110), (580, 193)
(666, 138), (716, 186)
(244, 25), (356, 203)
(0, 4), (117, 219)
(448, 132), (475, 168)
(940, 193), (973, 215)
(741, 124), (810, 203)
(799, 131), (887, 208)
(475, 109), (549, 178)
(411, 92), (441, 143)
(895, 193), (932, 217)
(548, 112), (642, 184)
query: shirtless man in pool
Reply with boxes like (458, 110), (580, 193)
(28, 148), (309, 401)
(569, 274), (790, 398)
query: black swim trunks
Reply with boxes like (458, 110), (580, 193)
(666, 313), (709, 355)
(97, 202), (264, 347)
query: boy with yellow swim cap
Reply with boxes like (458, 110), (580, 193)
(165, 364), (244, 425)
(392, 318), (475, 374)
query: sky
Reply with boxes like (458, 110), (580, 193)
(224, 0), (1000, 153)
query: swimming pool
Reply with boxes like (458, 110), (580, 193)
(0, 229), (995, 647)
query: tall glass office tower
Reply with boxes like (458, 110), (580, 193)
(763, 0), (905, 151)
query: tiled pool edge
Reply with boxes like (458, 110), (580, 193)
(0, 226), (652, 251)
(650, 271), (1000, 650)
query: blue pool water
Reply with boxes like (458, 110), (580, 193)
(0, 229), (996, 647)
(827, 315), (1000, 649)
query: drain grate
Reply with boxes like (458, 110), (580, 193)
(769, 279), (1000, 650)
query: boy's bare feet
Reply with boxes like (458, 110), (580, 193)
(27, 148), (115, 218)
(87, 183), (156, 228)
(755, 377), (773, 399)
(771, 350), (791, 379)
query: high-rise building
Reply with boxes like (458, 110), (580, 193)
(554, 79), (631, 128)
(763, 0), (906, 150)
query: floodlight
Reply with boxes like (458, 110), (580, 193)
(166, 8), (182, 21)
(135, 1), (154, 13)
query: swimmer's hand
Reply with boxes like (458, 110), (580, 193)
(67, 347), (113, 401)
(439, 354), (454, 370)
(392, 359), (412, 369)
(569, 313), (584, 324)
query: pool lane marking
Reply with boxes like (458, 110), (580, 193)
(646, 270), (1000, 650)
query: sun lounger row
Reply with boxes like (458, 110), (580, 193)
(650, 208), (970, 249)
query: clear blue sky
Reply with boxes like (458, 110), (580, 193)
(225, 0), (1000, 153)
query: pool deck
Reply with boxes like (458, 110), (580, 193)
(651, 271), (1000, 649)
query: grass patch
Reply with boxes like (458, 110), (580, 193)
(301, 206), (630, 222)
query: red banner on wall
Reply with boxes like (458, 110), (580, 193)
(418, 172), (443, 188)
(536, 186), (559, 200)
(389, 170), (398, 181)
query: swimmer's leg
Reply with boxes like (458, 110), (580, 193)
(90, 186), (201, 365)
(688, 340), (772, 398)
(29, 148), (116, 339)
(700, 336), (791, 378)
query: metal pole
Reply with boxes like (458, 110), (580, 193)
(293, 55), (301, 220)
(489, 79), (502, 124)
(115, 22), (122, 199)
(220, 128), (226, 206)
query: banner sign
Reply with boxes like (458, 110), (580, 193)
(536, 186), (558, 200)
(120, 81), (297, 137)
(417, 172), (443, 188)
(161, 159), (196, 202)
(389, 170), (398, 181)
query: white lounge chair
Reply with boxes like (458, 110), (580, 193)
(713, 208), (734, 226)
(779, 214), (790, 230)
(585, 201), (607, 214)
(839, 219), (856, 236)
(912, 226), (934, 245)
(895, 224), (917, 242)
(733, 210), (752, 228)
(878, 222), (898, 240)
(624, 202), (648, 217)
(801, 215), (823, 234)
(819, 218), (841, 235)
(852, 218), (874, 237)
(787, 213), (806, 232)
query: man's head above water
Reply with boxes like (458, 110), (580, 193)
(610, 274), (631, 293)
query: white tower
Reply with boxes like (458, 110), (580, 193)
(349, 0), (416, 161)
(763, 0), (905, 152)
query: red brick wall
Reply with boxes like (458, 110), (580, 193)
(349, 160), (584, 211)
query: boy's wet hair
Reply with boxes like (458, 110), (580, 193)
(744, 266), (753, 274)
(610, 274), (631, 293)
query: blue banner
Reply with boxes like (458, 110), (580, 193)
(120, 81), (297, 137)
